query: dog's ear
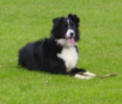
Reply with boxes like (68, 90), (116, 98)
(53, 17), (64, 26)
(53, 18), (59, 24)
(68, 14), (80, 27)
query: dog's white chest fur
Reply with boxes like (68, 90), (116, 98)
(57, 46), (78, 72)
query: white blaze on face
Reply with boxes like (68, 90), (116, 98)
(66, 19), (75, 38)
(65, 19), (75, 46)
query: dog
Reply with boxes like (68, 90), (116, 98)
(18, 14), (96, 79)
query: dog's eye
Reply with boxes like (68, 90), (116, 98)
(70, 22), (74, 27)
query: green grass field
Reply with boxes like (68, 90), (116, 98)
(0, 0), (122, 104)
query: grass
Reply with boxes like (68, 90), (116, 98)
(0, 0), (122, 104)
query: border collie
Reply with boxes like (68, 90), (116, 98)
(18, 14), (96, 79)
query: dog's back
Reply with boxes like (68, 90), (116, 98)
(18, 39), (64, 72)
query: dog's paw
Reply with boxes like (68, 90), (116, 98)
(75, 71), (96, 80)
(83, 71), (96, 77)
(75, 74), (94, 80)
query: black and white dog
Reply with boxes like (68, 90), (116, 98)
(18, 14), (96, 79)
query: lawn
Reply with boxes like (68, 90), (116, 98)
(0, 0), (122, 104)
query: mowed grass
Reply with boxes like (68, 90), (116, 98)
(0, 0), (122, 104)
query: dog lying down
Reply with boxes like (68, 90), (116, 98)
(18, 14), (117, 79)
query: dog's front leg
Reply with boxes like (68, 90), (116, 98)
(69, 68), (96, 80)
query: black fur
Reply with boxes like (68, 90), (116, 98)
(18, 14), (86, 76)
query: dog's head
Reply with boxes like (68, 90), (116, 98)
(51, 14), (80, 47)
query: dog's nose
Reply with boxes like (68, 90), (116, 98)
(66, 29), (75, 38)
(70, 32), (74, 37)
